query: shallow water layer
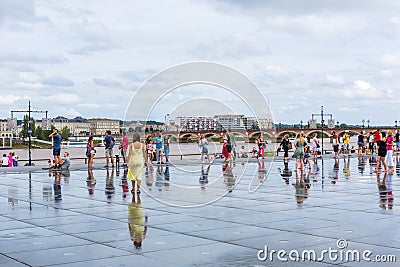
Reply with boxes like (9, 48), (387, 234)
(0, 155), (399, 266)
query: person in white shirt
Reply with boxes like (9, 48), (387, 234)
(2, 154), (9, 167)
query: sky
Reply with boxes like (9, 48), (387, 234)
(1, 0), (400, 126)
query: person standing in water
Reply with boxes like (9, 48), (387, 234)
(127, 133), (147, 194)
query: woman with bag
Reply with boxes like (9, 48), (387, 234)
(257, 135), (266, 159)
(293, 133), (306, 171)
(86, 136), (95, 169)
(127, 133), (147, 194)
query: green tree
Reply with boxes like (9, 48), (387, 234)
(43, 125), (55, 141)
(20, 115), (36, 138)
(35, 126), (44, 140)
(60, 126), (71, 140)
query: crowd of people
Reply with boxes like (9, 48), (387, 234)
(1, 152), (18, 167)
(280, 129), (400, 174)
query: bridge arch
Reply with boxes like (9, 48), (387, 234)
(179, 133), (201, 140)
(248, 131), (273, 139)
(276, 131), (298, 140)
(305, 130), (331, 138)
(337, 129), (363, 137)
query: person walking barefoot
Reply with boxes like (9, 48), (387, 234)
(127, 133), (147, 194)
(375, 132), (387, 173)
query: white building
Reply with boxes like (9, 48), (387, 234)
(89, 118), (120, 135)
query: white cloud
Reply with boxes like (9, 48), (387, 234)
(380, 70), (392, 77)
(41, 94), (80, 104)
(390, 16), (400, 25)
(326, 75), (344, 85)
(381, 53), (400, 66)
(338, 107), (358, 112)
(55, 107), (81, 118)
(265, 65), (288, 76)
(263, 14), (366, 36)
(0, 95), (21, 105)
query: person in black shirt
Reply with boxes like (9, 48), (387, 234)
(280, 134), (291, 161)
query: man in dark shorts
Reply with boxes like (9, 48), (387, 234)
(226, 129), (236, 161)
(49, 129), (62, 168)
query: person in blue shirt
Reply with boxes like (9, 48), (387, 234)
(103, 130), (115, 168)
(49, 129), (62, 168)
(153, 132), (164, 164)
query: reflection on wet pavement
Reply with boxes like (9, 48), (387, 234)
(1, 155), (400, 266)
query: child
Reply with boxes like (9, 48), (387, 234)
(2, 154), (9, 167)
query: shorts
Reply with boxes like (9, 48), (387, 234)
(333, 145), (339, 152)
(156, 148), (163, 157)
(396, 142), (400, 148)
(386, 150), (394, 167)
(202, 147), (209, 154)
(105, 148), (113, 157)
(358, 142), (364, 148)
(343, 144), (349, 150)
(378, 149), (387, 158)
(226, 144), (232, 153)
(53, 148), (61, 156)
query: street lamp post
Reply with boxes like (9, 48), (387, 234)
(11, 101), (48, 166)
(395, 120), (398, 128)
(312, 106), (332, 155)
(362, 119), (365, 128)
(367, 119), (370, 128)
(300, 120), (303, 129)
(336, 121), (339, 128)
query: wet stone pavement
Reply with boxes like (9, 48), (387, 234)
(1, 155), (400, 266)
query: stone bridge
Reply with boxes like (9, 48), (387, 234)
(165, 127), (397, 142)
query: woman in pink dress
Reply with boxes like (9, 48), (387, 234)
(8, 152), (13, 167)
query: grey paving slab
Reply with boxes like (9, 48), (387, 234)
(143, 242), (256, 266)
(0, 255), (28, 267)
(0, 234), (92, 254)
(8, 244), (130, 266)
(49, 254), (174, 267)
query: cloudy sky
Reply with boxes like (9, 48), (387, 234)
(1, 0), (400, 126)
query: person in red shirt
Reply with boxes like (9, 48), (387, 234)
(374, 129), (381, 154)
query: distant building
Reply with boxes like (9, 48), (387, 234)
(213, 115), (247, 131)
(175, 116), (219, 132)
(174, 115), (274, 132)
(0, 119), (13, 137)
(89, 118), (120, 135)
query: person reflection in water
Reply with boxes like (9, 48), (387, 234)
(377, 172), (388, 210)
(396, 155), (400, 177)
(258, 160), (267, 183)
(223, 163), (236, 193)
(199, 164), (210, 190)
(87, 169), (96, 195)
(278, 160), (292, 185)
(331, 158), (339, 184)
(105, 167), (115, 200)
(164, 166), (170, 188)
(155, 165), (164, 191)
(145, 165), (154, 190)
(52, 171), (62, 201)
(343, 156), (350, 179)
(293, 170), (308, 205)
(128, 195), (147, 250)
(121, 167), (129, 198)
